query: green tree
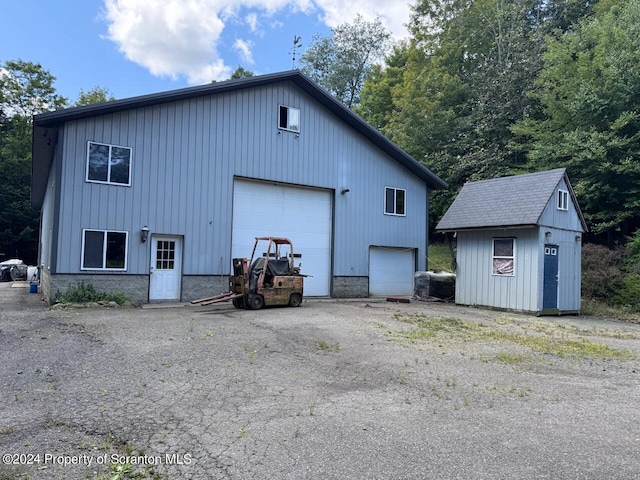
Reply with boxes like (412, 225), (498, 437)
(356, 44), (409, 131)
(75, 86), (115, 106)
(533, 0), (599, 33)
(0, 60), (66, 263)
(0, 114), (36, 262)
(230, 66), (255, 79)
(512, 0), (640, 238)
(359, 0), (595, 229)
(300, 14), (390, 108)
(362, 0), (547, 226)
(0, 59), (67, 117)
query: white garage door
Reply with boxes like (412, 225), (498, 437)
(232, 179), (332, 296)
(369, 247), (415, 296)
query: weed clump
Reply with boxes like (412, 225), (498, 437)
(54, 282), (129, 306)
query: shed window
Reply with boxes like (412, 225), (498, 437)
(492, 238), (515, 276)
(81, 229), (128, 270)
(86, 141), (132, 186)
(385, 187), (406, 216)
(557, 190), (569, 211)
(279, 105), (300, 132)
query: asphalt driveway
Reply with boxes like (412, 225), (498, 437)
(1, 282), (639, 479)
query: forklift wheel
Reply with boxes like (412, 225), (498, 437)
(249, 294), (265, 310)
(288, 293), (302, 307)
(232, 297), (245, 309)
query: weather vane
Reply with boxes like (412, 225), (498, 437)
(289, 36), (302, 70)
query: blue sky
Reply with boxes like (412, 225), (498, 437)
(0, 1), (413, 104)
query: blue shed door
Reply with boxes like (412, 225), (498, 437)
(543, 244), (559, 310)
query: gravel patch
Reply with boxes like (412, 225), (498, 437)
(1, 283), (639, 479)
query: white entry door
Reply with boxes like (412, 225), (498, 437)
(149, 235), (182, 301)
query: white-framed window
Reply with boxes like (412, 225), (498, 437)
(557, 189), (569, 211)
(81, 229), (128, 270)
(384, 187), (406, 216)
(278, 105), (300, 132)
(492, 238), (515, 276)
(86, 141), (132, 186)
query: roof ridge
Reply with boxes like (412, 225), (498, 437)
(464, 168), (566, 186)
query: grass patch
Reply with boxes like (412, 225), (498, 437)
(393, 313), (475, 339)
(496, 352), (530, 364)
(392, 313), (637, 361)
(244, 346), (256, 364)
(530, 320), (637, 340)
(483, 330), (636, 360)
(581, 298), (640, 323)
(428, 243), (455, 272)
(316, 340), (340, 352)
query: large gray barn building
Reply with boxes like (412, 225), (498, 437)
(31, 71), (447, 303)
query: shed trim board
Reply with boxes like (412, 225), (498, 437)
(231, 178), (332, 296)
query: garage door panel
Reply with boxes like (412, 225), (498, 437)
(369, 247), (415, 296)
(233, 180), (331, 296)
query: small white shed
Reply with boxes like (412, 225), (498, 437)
(436, 168), (587, 315)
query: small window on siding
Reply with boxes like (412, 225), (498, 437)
(279, 105), (300, 132)
(557, 189), (569, 211)
(384, 187), (406, 216)
(493, 238), (515, 276)
(86, 141), (132, 186)
(82, 229), (128, 270)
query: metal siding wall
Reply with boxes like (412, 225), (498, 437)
(56, 81), (429, 276)
(536, 178), (583, 312)
(456, 229), (538, 311)
(454, 233), (471, 305)
(40, 155), (57, 271)
(540, 228), (582, 312)
(538, 179), (585, 232)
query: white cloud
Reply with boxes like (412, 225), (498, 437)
(102, 0), (411, 85)
(233, 38), (255, 64)
(313, 0), (411, 38)
(245, 12), (259, 32)
(103, 0), (231, 83)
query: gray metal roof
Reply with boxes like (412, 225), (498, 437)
(31, 70), (447, 208)
(436, 168), (587, 231)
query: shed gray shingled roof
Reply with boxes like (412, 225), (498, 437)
(436, 168), (576, 231)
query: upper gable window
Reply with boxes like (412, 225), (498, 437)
(86, 141), (132, 186)
(557, 189), (569, 211)
(385, 187), (406, 216)
(279, 105), (300, 132)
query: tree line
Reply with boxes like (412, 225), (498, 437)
(0, 60), (115, 263)
(2, 0), (638, 263)
(301, 0), (640, 245)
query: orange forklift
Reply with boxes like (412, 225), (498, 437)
(191, 237), (304, 309)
